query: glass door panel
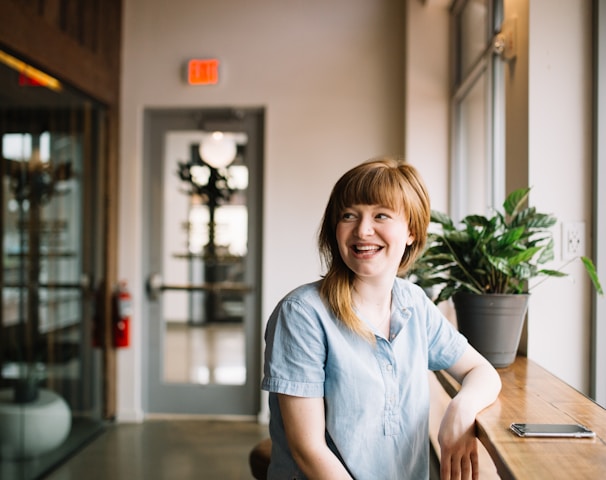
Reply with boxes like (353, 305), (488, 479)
(162, 131), (249, 386)
(0, 50), (104, 479)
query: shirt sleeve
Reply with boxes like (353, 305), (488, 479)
(422, 293), (468, 371)
(262, 296), (327, 398)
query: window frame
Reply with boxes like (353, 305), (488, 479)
(592, 0), (606, 407)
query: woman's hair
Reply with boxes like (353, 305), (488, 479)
(318, 156), (431, 340)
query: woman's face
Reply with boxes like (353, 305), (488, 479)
(335, 204), (414, 283)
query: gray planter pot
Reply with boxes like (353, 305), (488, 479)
(453, 292), (529, 368)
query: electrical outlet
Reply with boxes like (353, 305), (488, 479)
(561, 222), (585, 260)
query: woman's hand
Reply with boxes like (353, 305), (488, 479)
(437, 395), (479, 479)
(439, 345), (502, 479)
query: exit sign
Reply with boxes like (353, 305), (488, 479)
(187, 59), (219, 85)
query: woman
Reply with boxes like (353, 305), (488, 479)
(262, 157), (501, 479)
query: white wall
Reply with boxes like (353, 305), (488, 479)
(405, 0), (450, 212)
(118, 0), (407, 421)
(502, 0), (593, 393)
(526, 0), (593, 392)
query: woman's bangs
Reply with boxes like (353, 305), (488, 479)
(338, 170), (404, 213)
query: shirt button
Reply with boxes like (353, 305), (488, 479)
(386, 364), (393, 372)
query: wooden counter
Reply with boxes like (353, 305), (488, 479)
(432, 357), (606, 479)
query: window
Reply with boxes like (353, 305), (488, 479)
(451, 0), (504, 221)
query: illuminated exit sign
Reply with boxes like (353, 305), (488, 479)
(187, 59), (219, 85)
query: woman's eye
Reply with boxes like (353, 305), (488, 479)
(376, 213), (390, 220)
(341, 212), (355, 220)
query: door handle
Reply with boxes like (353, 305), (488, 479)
(146, 273), (253, 301)
(146, 272), (163, 300)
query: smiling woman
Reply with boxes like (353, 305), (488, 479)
(261, 157), (502, 480)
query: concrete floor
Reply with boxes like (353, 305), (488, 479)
(43, 419), (269, 480)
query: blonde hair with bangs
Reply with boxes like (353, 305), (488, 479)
(318, 157), (431, 340)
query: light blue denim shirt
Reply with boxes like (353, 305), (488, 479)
(261, 278), (467, 480)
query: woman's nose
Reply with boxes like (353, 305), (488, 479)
(355, 217), (374, 237)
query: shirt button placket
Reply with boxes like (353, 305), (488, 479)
(380, 346), (398, 436)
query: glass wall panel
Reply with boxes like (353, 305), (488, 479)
(0, 48), (104, 479)
(455, 74), (488, 218)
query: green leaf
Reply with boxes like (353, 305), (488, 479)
(537, 269), (568, 278)
(486, 255), (511, 275)
(536, 239), (555, 264)
(526, 213), (557, 229)
(430, 210), (454, 229)
(508, 246), (542, 265)
(496, 226), (525, 248)
(503, 187), (530, 217)
(581, 257), (604, 296)
(463, 215), (490, 228)
(512, 263), (532, 279)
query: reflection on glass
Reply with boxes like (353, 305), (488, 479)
(458, 73), (487, 218)
(188, 205), (248, 257)
(163, 318), (245, 385)
(161, 131), (248, 385)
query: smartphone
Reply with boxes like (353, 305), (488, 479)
(509, 422), (596, 438)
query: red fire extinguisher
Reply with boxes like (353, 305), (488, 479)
(113, 281), (132, 348)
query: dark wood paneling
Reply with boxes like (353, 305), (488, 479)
(62, 0), (82, 42)
(0, 0), (121, 105)
(79, 0), (99, 52)
(40, 0), (62, 28)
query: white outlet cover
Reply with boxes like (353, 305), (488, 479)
(561, 221), (585, 260)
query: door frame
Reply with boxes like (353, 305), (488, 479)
(141, 107), (264, 416)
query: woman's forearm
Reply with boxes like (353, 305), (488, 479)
(457, 361), (502, 414)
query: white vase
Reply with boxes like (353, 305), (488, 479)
(0, 388), (71, 459)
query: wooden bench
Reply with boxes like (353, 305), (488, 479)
(249, 437), (271, 479)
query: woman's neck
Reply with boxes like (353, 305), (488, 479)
(352, 277), (393, 304)
(352, 279), (393, 337)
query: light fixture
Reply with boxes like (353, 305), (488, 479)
(0, 49), (62, 92)
(199, 132), (237, 169)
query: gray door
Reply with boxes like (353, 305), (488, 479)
(142, 108), (263, 416)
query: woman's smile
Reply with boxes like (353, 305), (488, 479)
(351, 243), (383, 255)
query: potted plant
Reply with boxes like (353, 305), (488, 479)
(412, 187), (603, 367)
